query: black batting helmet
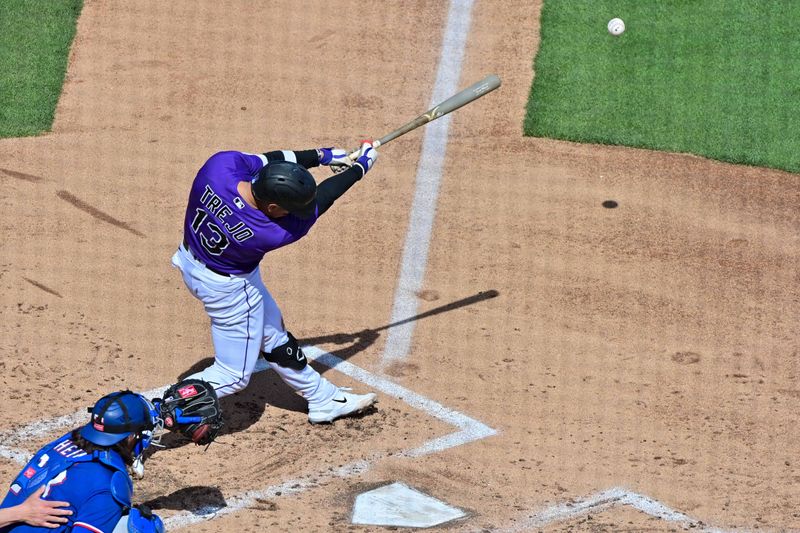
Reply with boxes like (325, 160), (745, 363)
(251, 161), (317, 219)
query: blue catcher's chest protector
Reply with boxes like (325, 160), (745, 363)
(2, 433), (132, 513)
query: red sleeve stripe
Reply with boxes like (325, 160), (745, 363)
(73, 522), (105, 533)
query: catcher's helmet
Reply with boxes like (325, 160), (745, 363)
(80, 391), (157, 446)
(251, 161), (317, 219)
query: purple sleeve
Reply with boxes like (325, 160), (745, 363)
(204, 151), (266, 177)
(236, 152), (268, 175)
(283, 215), (317, 245)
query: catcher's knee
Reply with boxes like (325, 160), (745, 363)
(263, 332), (307, 370)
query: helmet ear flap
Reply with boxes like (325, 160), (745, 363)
(250, 183), (273, 213)
(132, 438), (143, 458)
(132, 432), (155, 461)
(134, 396), (163, 457)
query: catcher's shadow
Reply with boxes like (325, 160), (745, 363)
(143, 486), (226, 515)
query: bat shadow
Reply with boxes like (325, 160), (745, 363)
(300, 289), (500, 372)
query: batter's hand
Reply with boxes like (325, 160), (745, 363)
(317, 147), (352, 174)
(354, 142), (378, 174)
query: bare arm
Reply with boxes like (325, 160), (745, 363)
(0, 486), (72, 528)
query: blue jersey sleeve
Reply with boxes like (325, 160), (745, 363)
(70, 492), (123, 533)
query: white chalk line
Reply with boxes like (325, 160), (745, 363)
(0, 384), (171, 457)
(0, 347), (494, 462)
(382, 0), (475, 364)
(164, 459), (374, 529)
(0, 446), (30, 465)
(0, 345), (498, 529)
(308, 347), (496, 458)
(497, 487), (625, 531)
(493, 487), (739, 533)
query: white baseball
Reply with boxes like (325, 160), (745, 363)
(607, 18), (625, 36)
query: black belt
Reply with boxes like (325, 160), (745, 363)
(182, 239), (230, 277)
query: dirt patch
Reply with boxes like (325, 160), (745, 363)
(671, 351), (702, 365)
(0, 0), (797, 531)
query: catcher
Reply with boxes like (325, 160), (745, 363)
(110, 379), (222, 493)
(0, 391), (164, 533)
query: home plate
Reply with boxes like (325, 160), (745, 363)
(352, 482), (466, 527)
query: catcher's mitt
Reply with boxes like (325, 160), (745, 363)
(158, 379), (224, 446)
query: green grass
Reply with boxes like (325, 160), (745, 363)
(0, 0), (83, 137)
(525, 1), (800, 173)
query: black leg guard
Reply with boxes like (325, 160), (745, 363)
(262, 332), (307, 370)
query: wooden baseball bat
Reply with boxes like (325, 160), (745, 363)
(348, 74), (501, 159)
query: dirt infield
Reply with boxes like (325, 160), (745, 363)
(1, 1), (798, 531)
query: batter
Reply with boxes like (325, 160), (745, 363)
(172, 143), (379, 423)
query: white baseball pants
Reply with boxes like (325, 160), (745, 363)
(171, 246), (338, 407)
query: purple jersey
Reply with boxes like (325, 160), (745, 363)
(183, 151), (318, 275)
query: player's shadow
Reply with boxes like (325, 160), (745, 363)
(143, 486), (226, 515)
(166, 289), (499, 444)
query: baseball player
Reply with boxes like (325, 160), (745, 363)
(0, 391), (164, 533)
(172, 143), (379, 423)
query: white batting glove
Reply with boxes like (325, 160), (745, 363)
(317, 147), (352, 173)
(354, 141), (378, 174)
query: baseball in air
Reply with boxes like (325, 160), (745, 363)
(607, 18), (625, 36)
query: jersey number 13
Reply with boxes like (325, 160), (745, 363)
(191, 209), (229, 256)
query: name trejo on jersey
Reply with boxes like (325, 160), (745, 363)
(200, 185), (254, 242)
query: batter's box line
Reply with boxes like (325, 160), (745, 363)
(0, 346), (498, 529)
(491, 487), (743, 533)
(305, 346), (498, 457)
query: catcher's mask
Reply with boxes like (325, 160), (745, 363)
(251, 161), (317, 219)
(81, 391), (159, 454)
